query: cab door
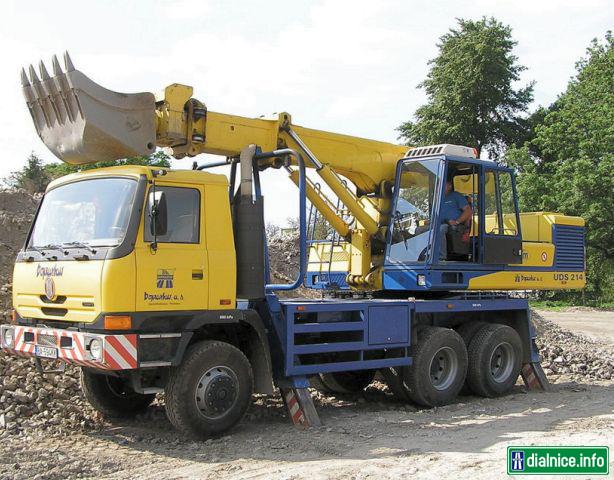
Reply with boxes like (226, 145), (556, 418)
(135, 184), (208, 312)
(481, 169), (523, 264)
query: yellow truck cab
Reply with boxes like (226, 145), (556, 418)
(14, 166), (236, 324)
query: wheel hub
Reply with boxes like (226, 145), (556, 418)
(428, 346), (458, 391)
(195, 366), (238, 419)
(489, 342), (515, 383)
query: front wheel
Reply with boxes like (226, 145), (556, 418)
(164, 340), (253, 439)
(80, 369), (155, 418)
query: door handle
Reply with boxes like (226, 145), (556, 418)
(192, 270), (204, 280)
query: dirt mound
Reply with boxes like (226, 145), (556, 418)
(532, 310), (613, 380)
(0, 190), (39, 321)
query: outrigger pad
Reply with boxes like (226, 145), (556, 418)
(281, 387), (322, 428)
(521, 362), (551, 391)
(21, 52), (156, 164)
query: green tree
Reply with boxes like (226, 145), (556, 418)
(6, 152), (50, 193)
(507, 33), (614, 304)
(399, 17), (534, 158)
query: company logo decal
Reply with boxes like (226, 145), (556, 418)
(36, 265), (64, 277)
(44, 277), (57, 301)
(514, 274), (543, 283)
(156, 269), (175, 288)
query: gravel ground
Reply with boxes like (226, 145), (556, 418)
(0, 309), (612, 479)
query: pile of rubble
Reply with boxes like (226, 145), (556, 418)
(0, 358), (104, 437)
(532, 311), (613, 380)
(0, 189), (39, 322)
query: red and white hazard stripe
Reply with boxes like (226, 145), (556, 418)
(283, 389), (306, 426)
(1, 325), (138, 370)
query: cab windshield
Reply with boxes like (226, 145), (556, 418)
(388, 159), (440, 263)
(30, 178), (138, 249)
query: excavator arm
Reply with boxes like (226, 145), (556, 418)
(22, 53), (409, 288)
(22, 53), (407, 192)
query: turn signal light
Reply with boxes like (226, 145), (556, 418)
(10, 309), (17, 324)
(103, 315), (132, 330)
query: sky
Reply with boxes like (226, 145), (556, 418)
(1, 0), (612, 225)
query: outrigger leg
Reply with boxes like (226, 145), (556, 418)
(521, 362), (550, 391)
(280, 377), (321, 428)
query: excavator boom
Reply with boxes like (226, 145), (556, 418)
(22, 53), (407, 193)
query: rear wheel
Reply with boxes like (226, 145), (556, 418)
(318, 370), (375, 394)
(381, 366), (412, 402)
(456, 321), (486, 395)
(466, 324), (522, 397)
(383, 327), (467, 407)
(405, 327), (467, 407)
(164, 340), (253, 439)
(80, 369), (155, 418)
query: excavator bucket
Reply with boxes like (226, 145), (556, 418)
(21, 52), (156, 165)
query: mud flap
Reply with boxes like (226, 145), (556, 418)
(281, 387), (321, 428)
(521, 362), (550, 391)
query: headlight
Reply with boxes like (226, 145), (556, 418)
(89, 338), (103, 360)
(3, 328), (15, 348)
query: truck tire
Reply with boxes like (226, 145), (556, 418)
(404, 327), (467, 407)
(164, 340), (253, 439)
(457, 321), (486, 347)
(466, 323), (522, 397)
(456, 321), (486, 395)
(318, 370), (375, 394)
(381, 367), (412, 402)
(309, 374), (333, 393)
(80, 369), (155, 418)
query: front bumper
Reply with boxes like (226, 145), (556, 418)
(0, 325), (138, 370)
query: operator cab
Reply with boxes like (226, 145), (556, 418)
(385, 145), (523, 290)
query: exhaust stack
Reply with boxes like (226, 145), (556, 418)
(21, 52), (156, 164)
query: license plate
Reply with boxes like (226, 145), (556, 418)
(35, 344), (58, 359)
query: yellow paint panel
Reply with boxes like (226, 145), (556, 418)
(134, 182), (208, 312)
(520, 212), (585, 243)
(307, 242), (352, 273)
(468, 270), (586, 290)
(13, 260), (102, 323)
(512, 243), (555, 267)
(101, 253), (136, 312)
(204, 183), (236, 309)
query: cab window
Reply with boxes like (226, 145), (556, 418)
(144, 186), (200, 243)
(484, 170), (519, 236)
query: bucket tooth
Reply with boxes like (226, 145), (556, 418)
(39, 60), (51, 80)
(40, 60), (67, 124)
(51, 55), (63, 76)
(63, 51), (75, 72)
(28, 65), (40, 84)
(20, 68), (30, 87)
(21, 53), (156, 164)
(28, 64), (56, 127)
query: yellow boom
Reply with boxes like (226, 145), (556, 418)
(21, 53), (408, 287)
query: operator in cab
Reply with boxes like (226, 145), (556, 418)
(440, 178), (471, 260)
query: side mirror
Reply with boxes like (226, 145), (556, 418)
(148, 190), (168, 236)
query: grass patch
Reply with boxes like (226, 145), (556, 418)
(530, 300), (614, 311)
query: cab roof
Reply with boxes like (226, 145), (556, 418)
(46, 165), (229, 191)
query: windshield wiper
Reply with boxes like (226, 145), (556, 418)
(62, 241), (97, 255)
(26, 244), (64, 260)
